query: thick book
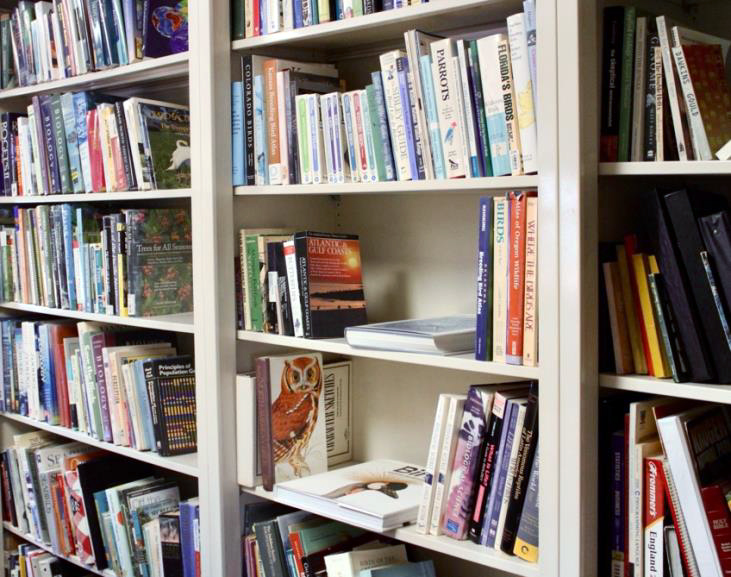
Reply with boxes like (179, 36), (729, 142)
(477, 34), (511, 176)
(136, 100), (191, 189)
(275, 460), (425, 532)
(345, 315), (475, 355)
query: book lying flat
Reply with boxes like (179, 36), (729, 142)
(344, 315), (475, 355)
(274, 460), (425, 531)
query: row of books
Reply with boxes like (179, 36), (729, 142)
(600, 188), (731, 383)
(4, 0), (188, 89)
(0, 318), (197, 457)
(1, 96), (190, 196)
(475, 192), (538, 366)
(240, 498), (437, 577)
(237, 354), (352, 488)
(599, 397), (731, 577)
(0, 206), (193, 317)
(236, 230), (367, 338)
(0, 435), (201, 576)
(600, 8), (731, 162)
(232, 15), (538, 186)
(5, 540), (96, 576)
(417, 383), (538, 562)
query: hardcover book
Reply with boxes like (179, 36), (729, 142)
(143, 0), (188, 57)
(137, 101), (191, 189)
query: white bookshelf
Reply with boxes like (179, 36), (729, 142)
(0, 189), (192, 204)
(3, 522), (116, 577)
(599, 161), (731, 176)
(599, 374), (731, 405)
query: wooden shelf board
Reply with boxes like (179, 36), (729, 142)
(234, 176), (538, 196)
(599, 161), (731, 176)
(3, 522), (116, 577)
(0, 53), (188, 100)
(599, 373), (731, 404)
(0, 412), (199, 476)
(237, 330), (539, 379)
(241, 485), (538, 576)
(0, 189), (192, 205)
(232, 0), (522, 53)
(0, 302), (195, 334)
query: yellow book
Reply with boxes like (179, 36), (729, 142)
(117, 221), (127, 317)
(616, 245), (647, 374)
(632, 254), (670, 378)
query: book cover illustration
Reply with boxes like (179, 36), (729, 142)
(139, 103), (191, 189)
(125, 208), (193, 317)
(270, 354), (328, 482)
(144, 1), (189, 58)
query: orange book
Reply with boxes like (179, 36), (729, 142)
(624, 235), (654, 375)
(264, 59), (282, 184)
(506, 191), (529, 365)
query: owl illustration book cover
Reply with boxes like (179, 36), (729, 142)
(263, 353), (328, 489)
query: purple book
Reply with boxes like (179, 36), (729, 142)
(442, 386), (494, 539)
(91, 333), (114, 442)
(396, 57), (420, 181)
(480, 397), (522, 546)
(143, 1), (189, 58)
(611, 430), (626, 573)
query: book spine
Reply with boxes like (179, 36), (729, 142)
(309, 94), (325, 184)
(644, 457), (665, 577)
(232, 81), (245, 186)
(295, 95), (311, 184)
(600, 7), (624, 161)
(506, 192), (527, 365)
(242, 55), (255, 185)
(468, 41), (492, 177)
(644, 33), (659, 161)
(617, 7), (635, 162)
(456, 42), (478, 178)
(417, 394), (449, 534)
(654, 47), (664, 161)
(113, 102), (135, 190)
(656, 16), (689, 161)
(700, 485), (731, 576)
(630, 17), (646, 162)
(495, 37), (522, 176)
(91, 334), (113, 443)
(60, 93), (82, 193)
(522, 196), (538, 366)
(254, 74), (268, 185)
(507, 14), (537, 174)
(365, 84), (386, 182)
(276, 71), (290, 185)
(431, 40), (466, 178)
(294, 233), (312, 337)
(264, 60), (282, 184)
(255, 357), (274, 491)
(419, 55), (446, 180)
(359, 90), (379, 184)
(352, 91), (369, 182)
(50, 95), (72, 194)
(282, 240), (303, 337)
(700, 251), (731, 354)
(492, 196), (508, 363)
(475, 196), (492, 361)
(379, 51), (410, 181)
(478, 36), (511, 176)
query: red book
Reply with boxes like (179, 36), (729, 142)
(506, 191), (530, 365)
(701, 483), (731, 576)
(87, 109), (105, 193)
(623, 234), (654, 375)
(289, 530), (307, 577)
(252, 0), (260, 37)
(50, 324), (78, 428)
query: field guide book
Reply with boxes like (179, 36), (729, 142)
(274, 460), (425, 531)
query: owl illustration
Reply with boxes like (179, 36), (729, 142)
(271, 356), (323, 478)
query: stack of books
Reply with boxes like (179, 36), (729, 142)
(236, 230), (367, 338)
(240, 499), (438, 577)
(416, 383), (539, 563)
(599, 8), (731, 162)
(4, 0), (188, 89)
(0, 319), (197, 457)
(0, 96), (190, 196)
(0, 435), (201, 576)
(600, 188), (731, 383)
(0, 206), (193, 317)
(5, 542), (90, 576)
(599, 397), (731, 577)
(232, 14), (538, 185)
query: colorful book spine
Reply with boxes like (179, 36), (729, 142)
(475, 196), (493, 361)
(369, 72), (395, 181)
(477, 35), (511, 176)
(419, 54), (446, 180)
(379, 50), (411, 181)
(513, 448), (539, 562)
(396, 56), (420, 181)
(232, 81), (245, 187)
(507, 13), (537, 174)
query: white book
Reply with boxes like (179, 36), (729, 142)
(429, 394), (466, 536)
(268, 0), (281, 33)
(50, 9), (66, 78)
(236, 374), (259, 487)
(416, 394), (450, 534)
(295, 94), (312, 184)
(332, 93), (350, 183)
(283, 0), (293, 29)
(656, 16), (689, 161)
(522, 196), (538, 366)
(324, 544), (408, 577)
(320, 93), (336, 184)
(17, 119), (34, 196)
(6, 448), (28, 534)
(430, 39), (467, 178)
(492, 196), (508, 362)
(379, 50), (412, 181)
(631, 17), (647, 161)
(282, 240), (304, 336)
(27, 106), (45, 196)
(96, 104), (115, 192)
(671, 26), (712, 160)
(345, 91), (365, 182)
(456, 41), (478, 178)
(478, 34), (512, 176)
(508, 12), (538, 174)
(276, 71), (290, 185)
(359, 89), (379, 183)
(308, 94), (326, 184)
(12, 430), (52, 541)
(496, 35), (523, 175)
(341, 92), (360, 183)
(122, 99), (153, 191)
(657, 408), (724, 577)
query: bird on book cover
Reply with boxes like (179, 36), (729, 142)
(272, 355), (323, 477)
(323, 478), (410, 499)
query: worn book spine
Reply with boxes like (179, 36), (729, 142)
(256, 357), (274, 491)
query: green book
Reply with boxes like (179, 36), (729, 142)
(617, 6), (636, 162)
(232, 0), (245, 39)
(295, 520), (364, 556)
(50, 95), (72, 194)
(245, 235), (264, 331)
(365, 84), (387, 182)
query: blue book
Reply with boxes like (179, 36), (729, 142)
(60, 204), (77, 310)
(133, 359), (156, 450)
(110, 0), (128, 64)
(93, 489), (120, 567)
(395, 57), (420, 181)
(38, 325), (54, 423)
(418, 54), (446, 180)
(253, 75), (268, 184)
(15, 326), (26, 416)
(482, 398), (523, 546)
(260, 0), (267, 35)
(231, 81), (245, 186)
(1, 321), (13, 412)
(72, 92), (94, 193)
(370, 72), (396, 181)
(60, 93), (83, 193)
(475, 197), (493, 361)
(311, 0), (319, 24)
(180, 498), (199, 577)
(294, 0), (304, 28)
(382, 0), (393, 8)
(361, 561), (436, 577)
(38, 96), (61, 194)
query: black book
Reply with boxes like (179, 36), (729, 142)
(254, 519), (289, 577)
(698, 212), (731, 315)
(114, 101), (137, 191)
(272, 241), (294, 336)
(50, 94), (72, 194)
(101, 215), (116, 314)
(1, 112), (20, 195)
(643, 27), (660, 161)
(39, 95), (62, 195)
(160, 512), (184, 577)
(648, 272), (688, 383)
(241, 54), (255, 185)
(663, 189), (731, 383)
(640, 189), (713, 382)
(500, 385), (539, 553)
(75, 456), (152, 569)
(600, 6), (625, 162)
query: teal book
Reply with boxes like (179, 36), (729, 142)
(365, 84), (388, 181)
(418, 54), (446, 179)
(60, 93), (84, 193)
(232, 81), (245, 186)
(361, 561), (436, 577)
(51, 95), (72, 194)
(370, 72), (395, 181)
